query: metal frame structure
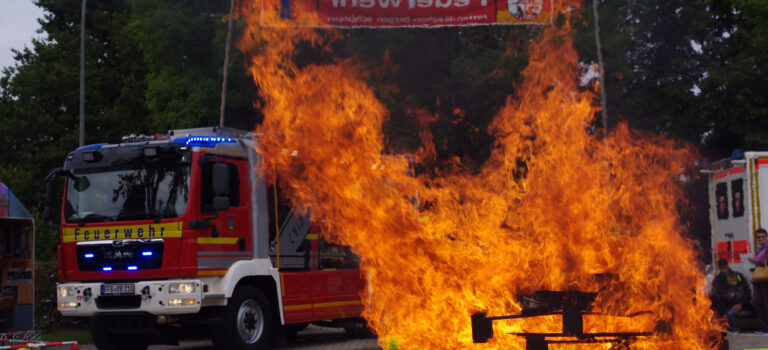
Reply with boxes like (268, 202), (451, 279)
(471, 291), (654, 350)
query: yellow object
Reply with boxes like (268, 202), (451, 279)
(62, 222), (180, 242)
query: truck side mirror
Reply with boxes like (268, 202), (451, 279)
(44, 181), (58, 221)
(44, 168), (63, 221)
(212, 163), (230, 212)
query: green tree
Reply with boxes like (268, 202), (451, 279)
(127, 0), (259, 130)
(574, 0), (768, 158)
(0, 0), (150, 260)
(0, 0), (149, 212)
(696, 0), (768, 155)
(575, 1), (712, 146)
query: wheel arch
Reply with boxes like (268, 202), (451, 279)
(231, 274), (284, 325)
(217, 259), (284, 324)
(214, 281), (278, 349)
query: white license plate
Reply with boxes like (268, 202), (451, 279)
(102, 283), (135, 295)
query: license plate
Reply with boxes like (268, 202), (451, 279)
(102, 283), (135, 295)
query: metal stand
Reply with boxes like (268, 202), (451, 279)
(471, 291), (653, 350)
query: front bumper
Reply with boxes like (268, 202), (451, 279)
(57, 280), (203, 317)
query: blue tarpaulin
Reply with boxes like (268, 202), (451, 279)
(0, 182), (32, 219)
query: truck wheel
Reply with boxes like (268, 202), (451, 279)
(90, 316), (151, 350)
(214, 285), (273, 350)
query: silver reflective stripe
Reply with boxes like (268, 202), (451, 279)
(197, 251), (251, 256)
(197, 256), (250, 269)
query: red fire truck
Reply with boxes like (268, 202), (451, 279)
(46, 127), (368, 350)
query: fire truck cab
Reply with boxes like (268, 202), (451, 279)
(705, 151), (768, 280)
(47, 127), (366, 350)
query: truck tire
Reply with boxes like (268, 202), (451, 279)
(90, 316), (151, 350)
(213, 285), (273, 350)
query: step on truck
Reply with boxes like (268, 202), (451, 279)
(46, 127), (368, 350)
(705, 151), (768, 279)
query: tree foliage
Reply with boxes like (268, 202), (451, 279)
(574, 0), (768, 158)
(127, 0), (257, 130)
(696, 0), (768, 154)
(1, 0), (146, 212)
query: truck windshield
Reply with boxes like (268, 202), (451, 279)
(65, 159), (190, 223)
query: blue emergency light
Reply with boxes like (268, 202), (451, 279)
(127, 266), (138, 271)
(75, 143), (107, 152)
(102, 266), (113, 271)
(174, 136), (236, 147)
(142, 251), (153, 257)
(84, 253), (94, 259)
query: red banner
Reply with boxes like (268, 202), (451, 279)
(262, 0), (553, 27)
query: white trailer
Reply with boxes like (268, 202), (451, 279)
(705, 151), (768, 279)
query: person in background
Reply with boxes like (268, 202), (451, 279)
(748, 228), (768, 333)
(711, 258), (751, 332)
(756, 228), (767, 253)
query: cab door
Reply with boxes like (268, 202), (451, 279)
(195, 157), (252, 276)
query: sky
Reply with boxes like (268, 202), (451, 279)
(0, 0), (45, 70)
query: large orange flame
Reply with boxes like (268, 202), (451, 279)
(239, 0), (721, 348)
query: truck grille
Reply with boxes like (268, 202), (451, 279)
(76, 239), (164, 271)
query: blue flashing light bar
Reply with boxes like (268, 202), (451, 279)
(75, 143), (108, 152)
(84, 253), (94, 259)
(173, 136), (236, 148)
(142, 251), (153, 257)
(127, 266), (138, 271)
(102, 266), (113, 271)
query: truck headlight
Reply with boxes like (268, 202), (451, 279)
(58, 286), (76, 298)
(167, 298), (196, 307)
(168, 283), (195, 294)
(59, 301), (77, 309)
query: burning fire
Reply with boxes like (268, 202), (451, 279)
(239, 0), (721, 348)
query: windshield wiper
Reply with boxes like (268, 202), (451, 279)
(69, 213), (116, 223)
(116, 213), (155, 221)
(150, 210), (164, 223)
(117, 210), (169, 222)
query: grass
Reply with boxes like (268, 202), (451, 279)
(39, 327), (92, 344)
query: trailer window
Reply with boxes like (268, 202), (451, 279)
(731, 179), (744, 217)
(716, 182), (728, 220)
